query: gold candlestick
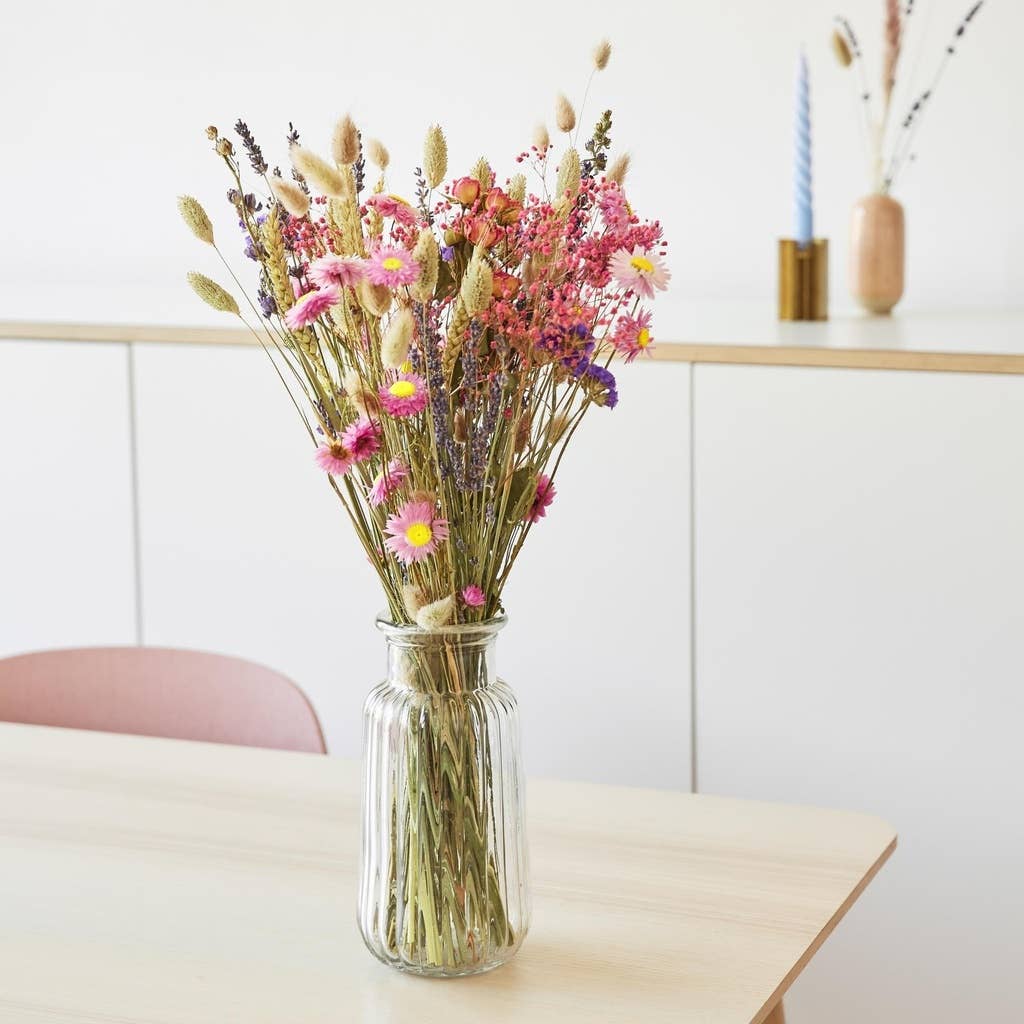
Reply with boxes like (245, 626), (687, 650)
(778, 239), (829, 321)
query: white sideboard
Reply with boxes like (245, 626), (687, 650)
(1, 324), (1023, 1020)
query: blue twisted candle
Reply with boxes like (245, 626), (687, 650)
(794, 50), (814, 248)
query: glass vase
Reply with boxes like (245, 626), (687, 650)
(849, 193), (905, 315)
(357, 615), (529, 977)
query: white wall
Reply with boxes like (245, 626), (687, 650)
(1, 0), (1020, 330)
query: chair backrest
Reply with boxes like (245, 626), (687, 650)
(0, 647), (326, 754)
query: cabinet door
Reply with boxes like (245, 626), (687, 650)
(694, 364), (1024, 1021)
(0, 340), (136, 653)
(134, 345), (691, 784)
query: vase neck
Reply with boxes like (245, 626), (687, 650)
(379, 618), (504, 695)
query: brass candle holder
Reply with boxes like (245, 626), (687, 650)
(778, 238), (829, 321)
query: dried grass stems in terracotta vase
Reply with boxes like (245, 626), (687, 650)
(832, 1), (986, 313)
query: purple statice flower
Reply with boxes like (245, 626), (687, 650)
(574, 359), (619, 409)
(257, 287), (277, 318)
(440, 245), (455, 262)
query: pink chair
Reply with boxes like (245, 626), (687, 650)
(0, 647), (326, 754)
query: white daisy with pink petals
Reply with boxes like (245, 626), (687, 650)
(384, 500), (449, 564)
(314, 439), (354, 477)
(308, 254), (366, 289)
(608, 246), (670, 299)
(368, 458), (409, 507)
(341, 418), (381, 463)
(285, 286), (340, 329)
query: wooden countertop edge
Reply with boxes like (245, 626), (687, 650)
(3, 320), (1023, 375)
(752, 831), (898, 1024)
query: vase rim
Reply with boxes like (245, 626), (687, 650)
(375, 612), (508, 641)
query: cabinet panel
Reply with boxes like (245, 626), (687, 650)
(134, 346), (690, 785)
(694, 364), (1024, 1021)
(0, 340), (136, 653)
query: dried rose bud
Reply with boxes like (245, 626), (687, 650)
(452, 176), (481, 206)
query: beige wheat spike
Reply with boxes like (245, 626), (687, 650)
(555, 148), (581, 206)
(261, 207), (294, 314)
(592, 38), (612, 71)
(332, 114), (360, 165)
(415, 594), (456, 630)
(532, 124), (550, 151)
(186, 272), (238, 315)
(290, 146), (346, 198)
(342, 367), (381, 419)
(606, 152), (630, 186)
(381, 307), (415, 369)
(269, 176), (309, 218)
(470, 156), (491, 189)
(460, 251), (493, 317)
(359, 280), (392, 317)
(508, 173), (526, 204)
(831, 28), (853, 67)
(366, 138), (390, 170)
(444, 296), (470, 378)
(410, 228), (439, 302)
(555, 94), (576, 133)
(177, 196), (214, 245)
(423, 124), (448, 189)
(402, 583), (427, 618)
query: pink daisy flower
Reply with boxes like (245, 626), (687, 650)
(368, 458), (409, 507)
(308, 254), (366, 289)
(314, 439), (354, 477)
(608, 247), (671, 300)
(461, 585), (486, 608)
(612, 310), (655, 363)
(341, 418), (381, 463)
(384, 500), (449, 564)
(365, 245), (420, 287)
(526, 474), (556, 524)
(366, 194), (419, 226)
(284, 286), (340, 330)
(379, 371), (428, 417)
(599, 187), (630, 233)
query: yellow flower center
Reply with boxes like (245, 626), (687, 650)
(630, 255), (654, 274)
(389, 379), (417, 398)
(382, 257), (404, 271)
(637, 328), (651, 348)
(405, 522), (432, 547)
(399, 360), (413, 374)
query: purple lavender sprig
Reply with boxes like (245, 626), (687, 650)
(415, 303), (461, 486)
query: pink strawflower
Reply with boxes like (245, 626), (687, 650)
(608, 246), (671, 299)
(384, 500), (449, 564)
(461, 585), (486, 608)
(366, 193), (419, 226)
(368, 458), (409, 507)
(612, 310), (655, 363)
(308, 254), (366, 289)
(599, 186), (630, 233)
(365, 245), (420, 287)
(526, 474), (556, 524)
(379, 371), (428, 417)
(341, 418), (380, 462)
(314, 439), (354, 477)
(284, 286), (340, 329)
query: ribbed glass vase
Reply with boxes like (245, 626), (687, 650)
(357, 615), (529, 977)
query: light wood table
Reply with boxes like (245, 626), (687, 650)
(0, 723), (895, 1023)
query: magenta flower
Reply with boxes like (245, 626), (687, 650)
(314, 440), (354, 477)
(379, 371), (428, 417)
(525, 473), (556, 524)
(599, 186), (630, 233)
(384, 500), (449, 564)
(366, 194), (419, 226)
(365, 245), (420, 287)
(284, 286), (340, 329)
(368, 458), (409, 507)
(608, 246), (670, 299)
(308, 254), (366, 289)
(612, 310), (655, 363)
(341, 418), (381, 463)
(461, 585), (486, 608)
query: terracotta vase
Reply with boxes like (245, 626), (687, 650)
(849, 194), (905, 315)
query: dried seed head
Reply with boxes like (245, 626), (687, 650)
(423, 124), (448, 189)
(402, 583), (426, 618)
(508, 173), (526, 204)
(514, 416), (531, 453)
(290, 146), (346, 198)
(521, 255), (537, 289)
(454, 408), (468, 444)
(269, 176), (310, 218)
(186, 272), (239, 315)
(606, 151), (630, 186)
(381, 306), (415, 369)
(555, 148), (582, 204)
(342, 367), (381, 418)
(548, 411), (571, 443)
(415, 594), (456, 630)
(409, 490), (436, 505)
(410, 228), (440, 302)
(831, 28), (853, 67)
(332, 114), (360, 165)
(215, 138), (234, 158)
(592, 38), (612, 71)
(461, 251), (494, 316)
(470, 156), (491, 189)
(177, 195), (214, 245)
(366, 138), (389, 170)
(205, 125), (219, 140)
(358, 279), (392, 317)
(532, 123), (550, 151)
(555, 94), (576, 133)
